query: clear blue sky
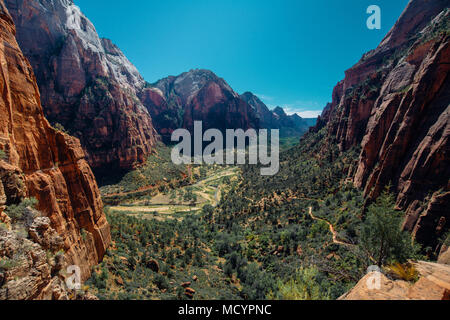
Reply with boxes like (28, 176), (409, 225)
(75, 0), (409, 117)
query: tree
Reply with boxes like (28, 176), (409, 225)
(5, 197), (38, 223)
(269, 266), (329, 300)
(183, 188), (193, 203)
(169, 191), (177, 204)
(358, 190), (420, 267)
(190, 193), (198, 206)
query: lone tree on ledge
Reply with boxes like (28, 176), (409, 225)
(358, 189), (420, 268)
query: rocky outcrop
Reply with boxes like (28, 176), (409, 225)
(439, 245), (450, 265)
(240, 92), (316, 137)
(0, 0), (110, 299)
(340, 261), (450, 300)
(0, 222), (68, 300)
(314, 0), (449, 248)
(0, 211), (99, 300)
(5, 0), (158, 171)
(142, 69), (260, 142)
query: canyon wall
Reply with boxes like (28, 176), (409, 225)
(315, 0), (449, 248)
(0, 0), (110, 298)
(5, 0), (158, 171)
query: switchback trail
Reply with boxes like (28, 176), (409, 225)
(308, 207), (354, 247)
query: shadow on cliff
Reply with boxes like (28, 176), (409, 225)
(93, 164), (129, 188)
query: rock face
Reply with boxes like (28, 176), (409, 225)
(315, 0), (449, 248)
(240, 92), (276, 130)
(0, 0), (110, 299)
(240, 92), (316, 137)
(0, 221), (69, 300)
(5, 0), (158, 171)
(340, 261), (450, 300)
(439, 245), (450, 265)
(142, 69), (260, 142)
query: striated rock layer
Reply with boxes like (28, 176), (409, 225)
(0, 0), (110, 294)
(313, 0), (449, 248)
(5, 0), (158, 171)
(2, 212), (81, 300)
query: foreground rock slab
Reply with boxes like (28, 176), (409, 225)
(340, 261), (450, 300)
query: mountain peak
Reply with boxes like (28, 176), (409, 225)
(290, 113), (302, 120)
(152, 69), (236, 104)
(273, 106), (287, 117)
(240, 92), (266, 110)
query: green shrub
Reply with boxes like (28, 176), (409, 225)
(269, 267), (330, 300)
(5, 198), (39, 223)
(0, 257), (17, 271)
(0, 149), (7, 161)
(54, 123), (69, 134)
(153, 274), (169, 290)
(386, 262), (419, 282)
(81, 228), (88, 241)
(439, 231), (450, 247)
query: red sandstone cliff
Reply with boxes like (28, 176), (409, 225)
(5, 0), (158, 171)
(0, 0), (110, 299)
(314, 0), (449, 248)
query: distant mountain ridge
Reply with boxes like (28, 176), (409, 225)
(240, 92), (317, 138)
(140, 69), (258, 142)
(6, 0), (317, 163)
(142, 69), (316, 142)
